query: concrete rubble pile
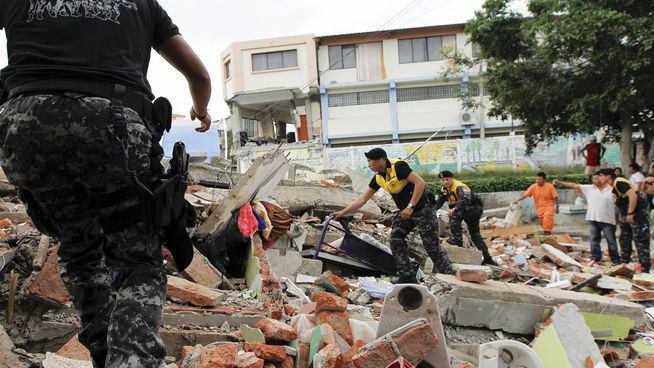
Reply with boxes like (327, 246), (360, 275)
(2, 152), (654, 367)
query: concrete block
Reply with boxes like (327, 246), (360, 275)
(166, 276), (226, 307)
(267, 249), (304, 278)
(240, 324), (265, 344)
(41, 353), (92, 368)
(377, 285), (450, 368)
(479, 340), (544, 368)
(160, 328), (240, 359)
(634, 273), (654, 287)
(347, 288), (372, 306)
(532, 304), (605, 368)
(596, 276), (633, 291)
(296, 258), (323, 277)
(431, 275), (646, 332)
(443, 244), (482, 265)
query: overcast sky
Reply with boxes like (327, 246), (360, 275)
(0, 0), (491, 119)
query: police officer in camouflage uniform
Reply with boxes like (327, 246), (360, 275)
(434, 171), (496, 265)
(332, 148), (454, 283)
(0, 1), (212, 367)
(597, 168), (651, 272)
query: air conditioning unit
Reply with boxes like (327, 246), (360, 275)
(460, 110), (477, 126)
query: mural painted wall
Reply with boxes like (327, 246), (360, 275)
(235, 135), (621, 178)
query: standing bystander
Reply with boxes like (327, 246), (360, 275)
(629, 163), (646, 191)
(553, 174), (619, 264)
(514, 173), (559, 234)
(581, 136), (605, 183)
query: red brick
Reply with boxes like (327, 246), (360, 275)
(255, 318), (298, 342)
(325, 273), (351, 297)
(499, 269), (514, 280)
(352, 341), (398, 368)
(275, 355), (294, 368)
(178, 346), (194, 366)
(198, 343), (237, 368)
(235, 351), (264, 368)
(55, 334), (90, 361)
(243, 343), (286, 362)
(392, 322), (438, 364)
(28, 247), (70, 306)
(314, 343), (341, 368)
(312, 292), (347, 313)
(338, 340), (365, 368)
(166, 276), (225, 307)
(456, 269), (487, 283)
(636, 356), (654, 368)
(297, 343), (310, 368)
(284, 304), (297, 316)
(317, 311), (353, 345)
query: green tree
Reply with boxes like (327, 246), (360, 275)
(464, 0), (654, 171)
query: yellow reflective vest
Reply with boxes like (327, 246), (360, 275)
(440, 178), (470, 205)
(374, 159), (409, 195)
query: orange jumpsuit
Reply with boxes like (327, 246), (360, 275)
(524, 183), (558, 232)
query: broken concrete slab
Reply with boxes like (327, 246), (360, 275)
(442, 245), (482, 265)
(41, 352), (92, 368)
(431, 275), (646, 334)
(0, 324), (28, 368)
(269, 186), (382, 220)
(240, 324), (265, 344)
(266, 249), (304, 278)
(541, 243), (583, 269)
(377, 284), (450, 368)
(162, 312), (265, 328)
(159, 328), (240, 359)
(578, 312), (634, 341)
(596, 276), (633, 291)
(532, 304), (606, 368)
(196, 150), (290, 238)
(449, 297), (547, 335)
(166, 276), (227, 307)
(634, 273), (654, 287)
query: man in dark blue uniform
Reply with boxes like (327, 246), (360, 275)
(0, 1), (212, 366)
(332, 148), (454, 283)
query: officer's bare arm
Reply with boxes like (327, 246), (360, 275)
(332, 187), (377, 218)
(552, 180), (580, 190)
(406, 172), (425, 207)
(158, 35), (212, 131)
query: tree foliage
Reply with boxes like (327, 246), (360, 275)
(465, 0), (654, 170)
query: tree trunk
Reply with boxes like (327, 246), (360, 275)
(620, 111), (633, 171)
(644, 134), (654, 175)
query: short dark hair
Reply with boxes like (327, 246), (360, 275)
(438, 170), (454, 179)
(629, 162), (640, 172)
(599, 168), (616, 179)
(536, 172), (547, 180)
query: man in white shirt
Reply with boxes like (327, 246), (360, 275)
(553, 173), (619, 264)
(629, 163), (646, 191)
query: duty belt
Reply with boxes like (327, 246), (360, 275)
(7, 78), (154, 122)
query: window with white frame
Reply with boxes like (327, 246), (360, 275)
(251, 50), (298, 72)
(328, 44), (356, 69)
(398, 35), (454, 63)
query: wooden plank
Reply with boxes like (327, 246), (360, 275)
(32, 236), (51, 271)
(481, 225), (541, 239)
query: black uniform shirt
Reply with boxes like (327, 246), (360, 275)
(0, 0), (179, 99)
(369, 160), (426, 210)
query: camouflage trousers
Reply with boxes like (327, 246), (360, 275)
(390, 202), (454, 280)
(0, 94), (166, 368)
(617, 194), (651, 272)
(447, 205), (493, 260)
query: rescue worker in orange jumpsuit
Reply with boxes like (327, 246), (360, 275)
(513, 172), (559, 234)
